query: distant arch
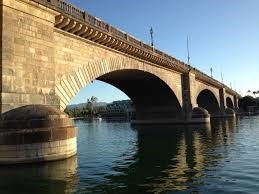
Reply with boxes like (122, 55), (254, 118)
(197, 89), (220, 116)
(226, 97), (234, 109)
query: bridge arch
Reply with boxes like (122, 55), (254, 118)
(55, 58), (183, 121)
(196, 89), (220, 116)
(226, 97), (234, 109)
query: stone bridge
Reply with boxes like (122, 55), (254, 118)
(1, 0), (240, 123)
(0, 0), (241, 163)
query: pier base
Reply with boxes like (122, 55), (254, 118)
(131, 107), (211, 125)
(0, 105), (77, 164)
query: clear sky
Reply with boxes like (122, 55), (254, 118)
(69, 0), (259, 104)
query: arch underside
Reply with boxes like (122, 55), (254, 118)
(226, 97), (234, 108)
(98, 70), (183, 121)
(54, 57), (184, 122)
(197, 89), (220, 116)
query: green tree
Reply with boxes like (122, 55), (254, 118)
(64, 107), (73, 116)
(85, 96), (98, 117)
(64, 96), (99, 118)
(239, 95), (257, 111)
(253, 91), (257, 98)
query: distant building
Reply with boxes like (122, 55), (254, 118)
(100, 100), (135, 121)
(66, 102), (107, 110)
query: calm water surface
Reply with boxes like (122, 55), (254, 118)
(0, 116), (259, 194)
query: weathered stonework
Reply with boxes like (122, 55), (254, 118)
(1, 0), (60, 112)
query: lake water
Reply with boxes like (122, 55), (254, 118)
(0, 116), (259, 194)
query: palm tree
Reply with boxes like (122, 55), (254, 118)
(90, 96), (98, 115)
(90, 96), (98, 105)
(85, 96), (98, 116)
(247, 90), (251, 96)
(253, 91), (257, 98)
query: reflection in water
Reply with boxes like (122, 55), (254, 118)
(0, 156), (78, 194)
(210, 118), (237, 143)
(136, 125), (210, 193)
(85, 118), (248, 194)
(1, 116), (259, 194)
(85, 124), (215, 193)
(156, 133), (189, 192)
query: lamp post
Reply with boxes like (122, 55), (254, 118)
(187, 36), (190, 65)
(150, 27), (154, 47)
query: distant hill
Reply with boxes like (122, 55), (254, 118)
(67, 100), (133, 111)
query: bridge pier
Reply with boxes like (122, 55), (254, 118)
(234, 96), (239, 111)
(219, 88), (237, 118)
(182, 72), (195, 121)
(181, 72), (212, 124)
(219, 88), (227, 117)
(0, 105), (77, 164)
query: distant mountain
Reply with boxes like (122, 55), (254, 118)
(67, 100), (133, 110)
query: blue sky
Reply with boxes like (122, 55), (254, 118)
(69, 0), (259, 104)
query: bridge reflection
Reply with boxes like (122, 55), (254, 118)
(89, 119), (237, 193)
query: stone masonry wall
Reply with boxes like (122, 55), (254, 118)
(1, 0), (59, 113)
(0, 0), (3, 112)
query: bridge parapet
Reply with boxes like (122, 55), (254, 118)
(32, 0), (190, 72)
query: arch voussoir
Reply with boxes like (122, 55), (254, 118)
(63, 79), (76, 97)
(60, 80), (73, 99)
(69, 74), (80, 93)
(78, 68), (87, 86)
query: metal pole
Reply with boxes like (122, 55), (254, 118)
(187, 36), (190, 65)
(150, 27), (154, 47)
